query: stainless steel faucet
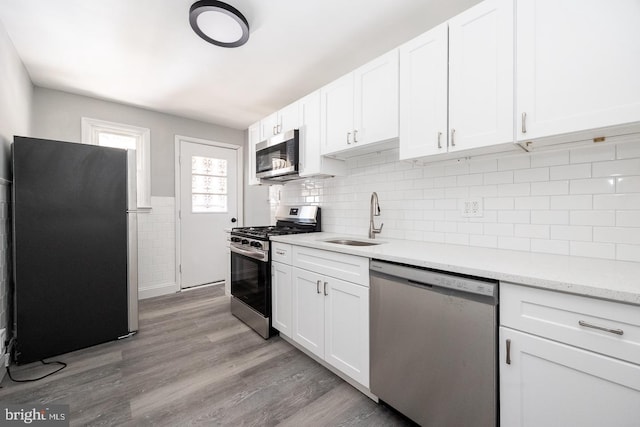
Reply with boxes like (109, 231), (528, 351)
(369, 192), (383, 239)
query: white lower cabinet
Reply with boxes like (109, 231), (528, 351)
(271, 261), (292, 337)
(500, 283), (640, 427)
(292, 266), (369, 388)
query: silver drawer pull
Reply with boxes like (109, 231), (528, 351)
(316, 280), (321, 294)
(578, 320), (624, 336)
(276, 250), (286, 256)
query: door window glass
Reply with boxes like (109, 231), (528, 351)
(192, 156), (227, 213)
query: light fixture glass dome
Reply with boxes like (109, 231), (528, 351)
(189, 1), (250, 48)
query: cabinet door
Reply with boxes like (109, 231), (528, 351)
(449, 0), (514, 151)
(247, 122), (261, 186)
(324, 278), (370, 388)
(292, 267), (325, 359)
(517, 0), (640, 142)
(500, 327), (640, 427)
(272, 261), (292, 337)
(399, 22), (448, 160)
(320, 73), (354, 155)
(278, 101), (299, 133)
(354, 49), (399, 148)
(299, 91), (322, 177)
(260, 112), (279, 140)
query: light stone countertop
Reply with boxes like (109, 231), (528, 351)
(270, 232), (640, 306)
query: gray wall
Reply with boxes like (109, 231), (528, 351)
(0, 20), (32, 339)
(32, 87), (245, 197)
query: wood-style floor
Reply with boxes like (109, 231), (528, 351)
(0, 285), (414, 426)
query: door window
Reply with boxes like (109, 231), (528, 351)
(191, 156), (227, 213)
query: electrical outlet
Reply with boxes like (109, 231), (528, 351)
(461, 198), (483, 218)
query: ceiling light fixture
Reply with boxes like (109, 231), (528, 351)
(189, 1), (250, 48)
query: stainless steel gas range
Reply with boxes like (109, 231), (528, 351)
(229, 205), (321, 338)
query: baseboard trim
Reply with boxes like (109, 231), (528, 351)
(139, 282), (179, 299)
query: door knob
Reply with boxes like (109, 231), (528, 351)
(231, 218), (237, 223)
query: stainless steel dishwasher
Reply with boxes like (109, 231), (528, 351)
(370, 259), (498, 427)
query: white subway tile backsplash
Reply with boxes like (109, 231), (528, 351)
(498, 154), (530, 171)
(532, 210), (569, 225)
(531, 150), (569, 167)
(515, 224), (549, 239)
(570, 210), (615, 226)
(550, 164), (591, 180)
(616, 176), (640, 193)
(484, 171), (513, 185)
(616, 244), (640, 262)
(550, 225), (592, 242)
(570, 144), (616, 164)
(570, 241), (616, 259)
(531, 181), (569, 196)
(498, 210), (530, 224)
(276, 143), (640, 261)
(593, 159), (640, 177)
(498, 236), (530, 251)
(593, 227), (640, 245)
(594, 194), (640, 210)
(514, 167), (549, 183)
(550, 195), (592, 210)
(531, 239), (570, 255)
(617, 141), (640, 159)
(616, 211), (640, 227)
(570, 178), (615, 194)
(515, 196), (550, 210)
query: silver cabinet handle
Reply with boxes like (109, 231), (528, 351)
(437, 131), (442, 149)
(276, 250), (286, 256)
(521, 112), (527, 134)
(346, 132), (351, 144)
(451, 128), (456, 147)
(323, 281), (328, 296)
(353, 129), (358, 143)
(316, 280), (321, 294)
(578, 320), (624, 336)
(277, 124), (282, 134)
(273, 125), (277, 135)
(506, 339), (511, 365)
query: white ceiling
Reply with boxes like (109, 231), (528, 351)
(0, 0), (481, 130)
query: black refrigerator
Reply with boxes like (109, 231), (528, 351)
(12, 136), (139, 364)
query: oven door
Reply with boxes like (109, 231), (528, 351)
(255, 129), (299, 180)
(230, 246), (270, 317)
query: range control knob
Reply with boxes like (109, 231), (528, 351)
(250, 241), (262, 249)
(241, 239), (249, 245)
(230, 237), (241, 243)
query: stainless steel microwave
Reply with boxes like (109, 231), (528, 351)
(255, 129), (300, 182)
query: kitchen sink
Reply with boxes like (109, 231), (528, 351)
(321, 238), (384, 246)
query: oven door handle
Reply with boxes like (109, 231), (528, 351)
(231, 245), (267, 261)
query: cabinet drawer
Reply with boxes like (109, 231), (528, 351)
(293, 246), (369, 287)
(271, 242), (292, 265)
(501, 282), (640, 365)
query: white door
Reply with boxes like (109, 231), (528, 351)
(179, 140), (239, 289)
(399, 22), (448, 160)
(271, 261), (293, 337)
(500, 327), (640, 427)
(354, 48), (399, 147)
(449, 0), (514, 151)
(292, 267), (325, 359)
(324, 277), (370, 388)
(321, 73), (355, 155)
(516, 0), (640, 141)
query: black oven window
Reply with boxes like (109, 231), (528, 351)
(231, 252), (269, 316)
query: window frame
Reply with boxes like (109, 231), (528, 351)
(81, 117), (152, 209)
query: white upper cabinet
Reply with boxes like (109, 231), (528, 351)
(399, 0), (515, 161)
(399, 22), (448, 159)
(260, 101), (300, 140)
(298, 91), (346, 178)
(321, 49), (399, 157)
(517, 0), (640, 146)
(247, 121), (261, 186)
(449, 0), (514, 152)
